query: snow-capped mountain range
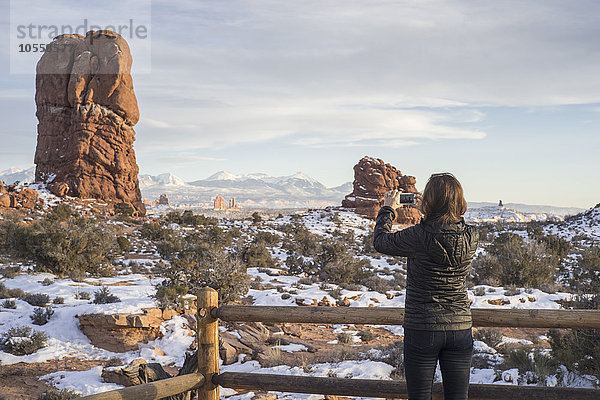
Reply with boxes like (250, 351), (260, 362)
(139, 170), (353, 208)
(0, 167), (35, 185)
(1, 166), (591, 217)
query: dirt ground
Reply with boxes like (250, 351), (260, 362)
(0, 358), (103, 400)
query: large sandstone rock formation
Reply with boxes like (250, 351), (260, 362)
(34, 30), (145, 215)
(342, 156), (422, 225)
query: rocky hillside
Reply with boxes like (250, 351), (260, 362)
(546, 203), (600, 240)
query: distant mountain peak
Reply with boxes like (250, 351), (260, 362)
(0, 166), (35, 185)
(205, 171), (240, 181)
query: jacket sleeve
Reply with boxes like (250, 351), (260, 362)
(373, 206), (419, 257)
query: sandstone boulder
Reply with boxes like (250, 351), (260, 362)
(34, 30), (145, 215)
(77, 308), (192, 352)
(342, 156), (422, 225)
(0, 195), (10, 208)
(0, 185), (42, 210)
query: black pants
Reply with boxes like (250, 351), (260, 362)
(403, 328), (473, 400)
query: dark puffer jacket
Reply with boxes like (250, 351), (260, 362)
(373, 206), (478, 331)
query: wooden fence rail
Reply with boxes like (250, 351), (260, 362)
(214, 305), (600, 329)
(78, 373), (205, 400)
(79, 288), (600, 400)
(215, 371), (600, 400)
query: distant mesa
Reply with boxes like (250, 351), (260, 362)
(158, 194), (170, 206)
(342, 156), (422, 225)
(214, 195), (239, 211)
(34, 30), (145, 215)
(143, 194), (171, 207)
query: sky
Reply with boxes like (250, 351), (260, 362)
(1, 0), (599, 208)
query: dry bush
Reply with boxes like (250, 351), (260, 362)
(93, 287), (121, 304)
(471, 233), (556, 287)
(0, 325), (48, 355)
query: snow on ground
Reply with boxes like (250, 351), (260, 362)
(1, 206), (598, 397)
(0, 273), (158, 365)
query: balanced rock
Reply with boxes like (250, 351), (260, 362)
(34, 30), (145, 215)
(342, 156), (422, 225)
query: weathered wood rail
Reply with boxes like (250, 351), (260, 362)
(80, 288), (600, 400)
(78, 373), (205, 400)
(214, 305), (600, 329)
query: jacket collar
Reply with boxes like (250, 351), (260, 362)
(420, 217), (467, 234)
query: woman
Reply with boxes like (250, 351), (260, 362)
(373, 173), (478, 400)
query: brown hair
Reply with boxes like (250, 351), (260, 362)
(419, 173), (467, 224)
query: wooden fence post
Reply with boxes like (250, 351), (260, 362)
(197, 287), (219, 400)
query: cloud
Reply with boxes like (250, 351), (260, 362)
(125, 0), (599, 151)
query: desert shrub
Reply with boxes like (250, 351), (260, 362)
(366, 341), (404, 379)
(549, 294), (600, 378)
(116, 236), (131, 253)
(254, 231), (280, 246)
(322, 255), (370, 285)
(0, 282), (25, 299)
(93, 287), (121, 304)
(251, 212), (262, 223)
(159, 243), (249, 304)
(114, 202), (134, 217)
(38, 388), (81, 400)
(503, 285), (521, 296)
(75, 290), (90, 300)
(475, 224), (494, 243)
(2, 299), (16, 309)
(337, 332), (354, 344)
(471, 233), (556, 287)
(22, 293), (50, 306)
(139, 221), (163, 241)
(166, 211), (182, 224)
(2, 217), (118, 277)
(0, 265), (20, 279)
(31, 306), (54, 325)
(392, 271), (407, 289)
(472, 286), (486, 296)
(360, 230), (377, 255)
(285, 254), (311, 275)
(41, 277), (54, 286)
(361, 274), (394, 293)
(53, 296), (64, 305)
(527, 224), (571, 261)
(569, 246), (600, 293)
(0, 325), (48, 355)
(500, 347), (557, 384)
(281, 225), (321, 257)
(45, 204), (77, 222)
(152, 281), (188, 309)
(474, 328), (503, 349)
(358, 329), (375, 342)
(241, 240), (276, 269)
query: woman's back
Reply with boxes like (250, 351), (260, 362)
(373, 173), (478, 400)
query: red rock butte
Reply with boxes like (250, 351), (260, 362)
(342, 156), (422, 225)
(34, 30), (145, 215)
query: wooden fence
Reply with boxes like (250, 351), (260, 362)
(80, 287), (600, 400)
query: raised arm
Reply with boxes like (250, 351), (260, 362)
(373, 205), (419, 257)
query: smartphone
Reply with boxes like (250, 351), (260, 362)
(398, 193), (416, 204)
